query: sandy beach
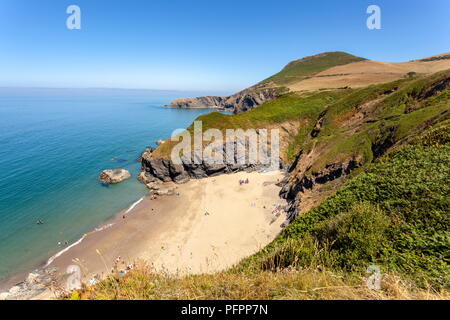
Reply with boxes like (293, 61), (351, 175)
(30, 170), (287, 297)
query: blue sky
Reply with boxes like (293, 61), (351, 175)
(0, 0), (449, 92)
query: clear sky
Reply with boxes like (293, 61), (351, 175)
(0, 0), (449, 92)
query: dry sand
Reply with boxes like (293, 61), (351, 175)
(46, 170), (287, 289)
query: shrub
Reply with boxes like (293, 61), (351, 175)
(314, 202), (390, 269)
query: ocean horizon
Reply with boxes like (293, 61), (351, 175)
(0, 89), (221, 282)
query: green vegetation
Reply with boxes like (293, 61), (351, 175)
(154, 90), (350, 160)
(70, 265), (444, 300)
(299, 70), (450, 171)
(157, 69), (450, 169)
(244, 120), (450, 289)
(262, 52), (366, 86)
(420, 54), (450, 62)
(196, 92), (342, 129)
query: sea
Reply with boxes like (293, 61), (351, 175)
(0, 88), (224, 282)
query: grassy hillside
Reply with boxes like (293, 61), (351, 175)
(71, 120), (449, 300)
(154, 89), (350, 160)
(294, 70), (450, 172)
(243, 120), (450, 289)
(262, 52), (366, 86)
(70, 267), (446, 300)
(155, 69), (450, 169)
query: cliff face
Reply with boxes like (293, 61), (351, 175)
(227, 86), (284, 114)
(139, 150), (266, 185)
(167, 96), (226, 109)
(139, 134), (281, 185)
(165, 84), (285, 114)
(278, 71), (450, 222)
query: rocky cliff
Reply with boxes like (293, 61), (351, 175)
(166, 96), (226, 109)
(138, 134), (281, 186)
(165, 84), (286, 114)
(278, 71), (450, 222)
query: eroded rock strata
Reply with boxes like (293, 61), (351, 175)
(139, 142), (280, 185)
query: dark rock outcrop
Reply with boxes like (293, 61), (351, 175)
(166, 96), (226, 109)
(165, 84), (286, 114)
(372, 125), (398, 158)
(279, 159), (360, 222)
(139, 138), (281, 184)
(311, 110), (327, 138)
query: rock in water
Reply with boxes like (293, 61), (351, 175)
(99, 169), (131, 184)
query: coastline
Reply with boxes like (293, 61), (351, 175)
(1, 170), (287, 300)
(0, 196), (147, 296)
(164, 105), (224, 110)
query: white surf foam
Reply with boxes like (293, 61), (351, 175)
(45, 234), (87, 267)
(45, 222), (116, 267)
(125, 197), (144, 214)
(44, 197), (144, 267)
(94, 223), (114, 232)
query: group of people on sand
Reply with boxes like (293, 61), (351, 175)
(111, 256), (135, 276)
(87, 257), (136, 286)
(272, 204), (285, 216)
(239, 178), (250, 185)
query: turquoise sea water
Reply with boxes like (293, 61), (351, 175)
(0, 90), (216, 281)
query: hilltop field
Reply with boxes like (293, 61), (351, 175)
(69, 52), (449, 300)
(265, 51), (450, 91)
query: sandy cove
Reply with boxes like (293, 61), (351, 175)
(37, 170), (287, 296)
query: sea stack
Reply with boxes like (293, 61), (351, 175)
(99, 169), (131, 184)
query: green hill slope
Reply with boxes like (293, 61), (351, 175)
(263, 51), (366, 86)
(245, 120), (450, 289)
